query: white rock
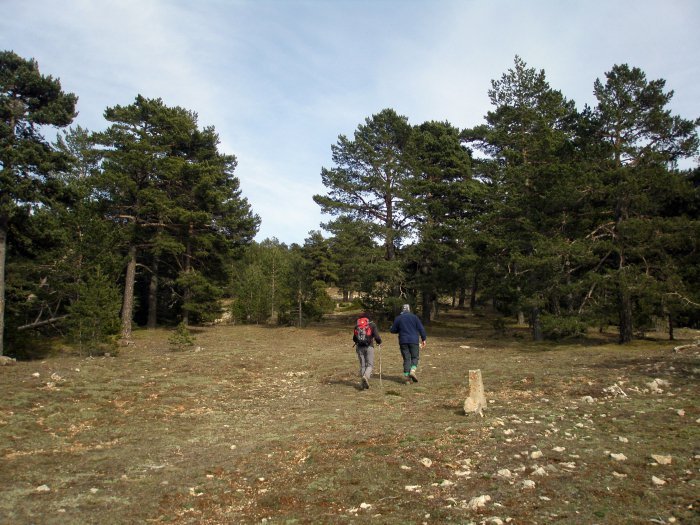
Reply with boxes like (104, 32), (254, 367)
(440, 480), (455, 487)
(651, 476), (667, 486)
(465, 495), (491, 510)
(454, 470), (471, 477)
(35, 485), (50, 493)
(420, 458), (433, 468)
(618, 436), (629, 443)
(90, 487), (99, 494)
(405, 485), (421, 492)
(489, 518), (504, 525)
(610, 453), (627, 461)
(359, 502), (372, 510)
(552, 446), (566, 452)
(581, 396), (595, 403)
(651, 454), (672, 465)
(497, 469), (512, 478)
(532, 467), (547, 477)
(32, 372), (40, 378)
(539, 496), (551, 501)
(400, 465), (412, 471)
(521, 480), (536, 489)
(612, 471), (627, 478)
(530, 450), (543, 459)
(676, 409), (685, 417)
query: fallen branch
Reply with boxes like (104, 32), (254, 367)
(17, 315), (69, 331)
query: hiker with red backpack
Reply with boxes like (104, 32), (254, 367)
(353, 314), (382, 390)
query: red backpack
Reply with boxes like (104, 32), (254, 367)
(354, 317), (372, 345)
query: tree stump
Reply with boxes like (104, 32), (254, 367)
(464, 369), (486, 416)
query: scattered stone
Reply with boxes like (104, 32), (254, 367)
(32, 372), (40, 378)
(488, 518), (504, 525)
(35, 485), (50, 493)
(539, 496), (551, 501)
(521, 480), (536, 490)
(651, 476), (667, 486)
(676, 409), (685, 417)
(532, 467), (547, 477)
(647, 379), (670, 393)
(618, 436), (629, 443)
(420, 458), (433, 468)
(359, 502), (372, 510)
(0, 356), (16, 366)
(440, 480), (455, 487)
(581, 396), (595, 403)
(400, 465), (411, 471)
(405, 485), (421, 492)
(90, 488), (99, 494)
(552, 446), (566, 452)
(530, 450), (543, 459)
(610, 453), (627, 461)
(497, 469), (512, 479)
(503, 429), (515, 436)
(465, 494), (491, 510)
(651, 455), (672, 465)
(612, 471), (627, 478)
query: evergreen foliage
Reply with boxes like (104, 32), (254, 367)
(2, 49), (698, 354)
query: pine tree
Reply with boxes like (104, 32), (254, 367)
(585, 65), (699, 342)
(0, 51), (77, 355)
(314, 108), (414, 261)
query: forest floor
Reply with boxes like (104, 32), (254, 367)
(0, 309), (698, 524)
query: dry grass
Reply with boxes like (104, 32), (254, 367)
(0, 311), (698, 524)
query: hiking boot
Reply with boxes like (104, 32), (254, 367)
(362, 377), (370, 390)
(404, 376), (412, 385)
(409, 369), (418, 383)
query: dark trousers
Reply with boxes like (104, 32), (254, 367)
(399, 343), (420, 374)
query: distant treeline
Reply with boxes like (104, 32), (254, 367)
(1, 52), (698, 357)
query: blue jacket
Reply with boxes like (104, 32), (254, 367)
(389, 312), (427, 345)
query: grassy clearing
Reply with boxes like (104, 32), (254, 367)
(0, 311), (698, 524)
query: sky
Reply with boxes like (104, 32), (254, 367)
(2, 0), (699, 245)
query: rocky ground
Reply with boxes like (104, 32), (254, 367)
(0, 312), (698, 524)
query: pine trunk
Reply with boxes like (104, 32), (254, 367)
(147, 258), (159, 329)
(121, 244), (137, 340)
(531, 307), (543, 341)
(618, 286), (633, 344)
(182, 223), (193, 326)
(0, 220), (6, 356)
(470, 272), (478, 310)
(457, 287), (466, 308)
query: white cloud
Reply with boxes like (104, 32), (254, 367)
(2, 0), (698, 244)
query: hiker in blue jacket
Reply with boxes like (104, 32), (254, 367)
(389, 304), (427, 384)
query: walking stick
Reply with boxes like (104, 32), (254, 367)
(378, 344), (383, 389)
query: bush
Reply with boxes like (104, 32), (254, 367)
(66, 267), (121, 356)
(168, 322), (195, 351)
(541, 315), (587, 340)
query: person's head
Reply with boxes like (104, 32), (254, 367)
(401, 304), (410, 313)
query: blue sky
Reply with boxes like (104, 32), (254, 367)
(3, 0), (699, 244)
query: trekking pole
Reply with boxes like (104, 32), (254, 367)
(378, 344), (383, 389)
